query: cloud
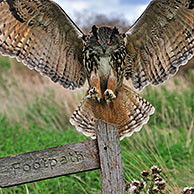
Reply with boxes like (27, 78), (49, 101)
(55, 0), (150, 23)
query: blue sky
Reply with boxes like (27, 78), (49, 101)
(55, 0), (150, 24)
(120, 0), (149, 5)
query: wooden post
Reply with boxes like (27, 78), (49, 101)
(95, 120), (125, 194)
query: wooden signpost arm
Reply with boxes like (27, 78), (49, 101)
(0, 140), (99, 188)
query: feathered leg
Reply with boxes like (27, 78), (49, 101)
(87, 71), (102, 102)
(104, 69), (117, 103)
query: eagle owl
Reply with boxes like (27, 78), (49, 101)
(0, 0), (194, 139)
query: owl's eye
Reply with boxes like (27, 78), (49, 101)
(96, 41), (100, 46)
(108, 41), (113, 46)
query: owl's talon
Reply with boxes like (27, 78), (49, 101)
(87, 87), (101, 102)
(104, 89), (116, 102)
(89, 87), (97, 94)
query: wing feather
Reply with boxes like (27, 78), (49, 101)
(0, 0), (86, 89)
(125, 0), (194, 90)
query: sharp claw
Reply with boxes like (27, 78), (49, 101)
(87, 95), (92, 99)
(112, 95), (116, 100)
(89, 87), (96, 94)
(97, 97), (101, 102)
(104, 89), (116, 102)
(87, 87), (102, 102)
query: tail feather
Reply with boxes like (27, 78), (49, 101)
(70, 84), (155, 140)
(70, 104), (96, 138)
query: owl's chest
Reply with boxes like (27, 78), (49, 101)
(98, 56), (112, 78)
(83, 50), (112, 78)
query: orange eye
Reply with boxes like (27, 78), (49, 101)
(108, 41), (113, 45)
(96, 41), (100, 45)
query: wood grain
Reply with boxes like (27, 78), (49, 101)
(0, 140), (99, 188)
(95, 120), (125, 194)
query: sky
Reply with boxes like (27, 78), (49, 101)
(55, 0), (151, 24)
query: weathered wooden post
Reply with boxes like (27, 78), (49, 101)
(95, 121), (125, 194)
(0, 121), (125, 193)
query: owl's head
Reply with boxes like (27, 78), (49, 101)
(83, 25), (124, 56)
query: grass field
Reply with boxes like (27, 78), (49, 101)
(0, 57), (193, 194)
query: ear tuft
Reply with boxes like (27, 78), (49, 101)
(122, 33), (126, 38)
(112, 27), (119, 35)
(110, 27), (119, 41)
(92, 25), (98, 38)
(82, 34), (87, 41)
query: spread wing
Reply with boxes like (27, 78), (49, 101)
(125, 0), (194, 91)
(0, 0), (86, 90)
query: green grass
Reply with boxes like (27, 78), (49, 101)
(0, 57), (11, 71)
(0, 62), (193, 193)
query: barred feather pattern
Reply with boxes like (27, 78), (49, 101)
(0, 0), (86, 89)
(125, 0), (194, 91)
(70, 85), (155, 140)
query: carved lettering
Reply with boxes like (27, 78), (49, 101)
(41, 158), (49, 168)
(23, 164), (31, 172)
(49, 159), (58, 169)
(33, 162), (41, 170)
(75, 152), (84, 162)
(12, 163), (20, 175)
(68, 152), (77, 162)
(60, 155), (68, 164)
(11, 150), (85, 175)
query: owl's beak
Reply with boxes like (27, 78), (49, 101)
(102, 47), (106, 54)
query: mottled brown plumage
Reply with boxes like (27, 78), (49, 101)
(0, 0), (85, 89)
(0, 0), (193, 139)
(125, 0), (194, 91)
